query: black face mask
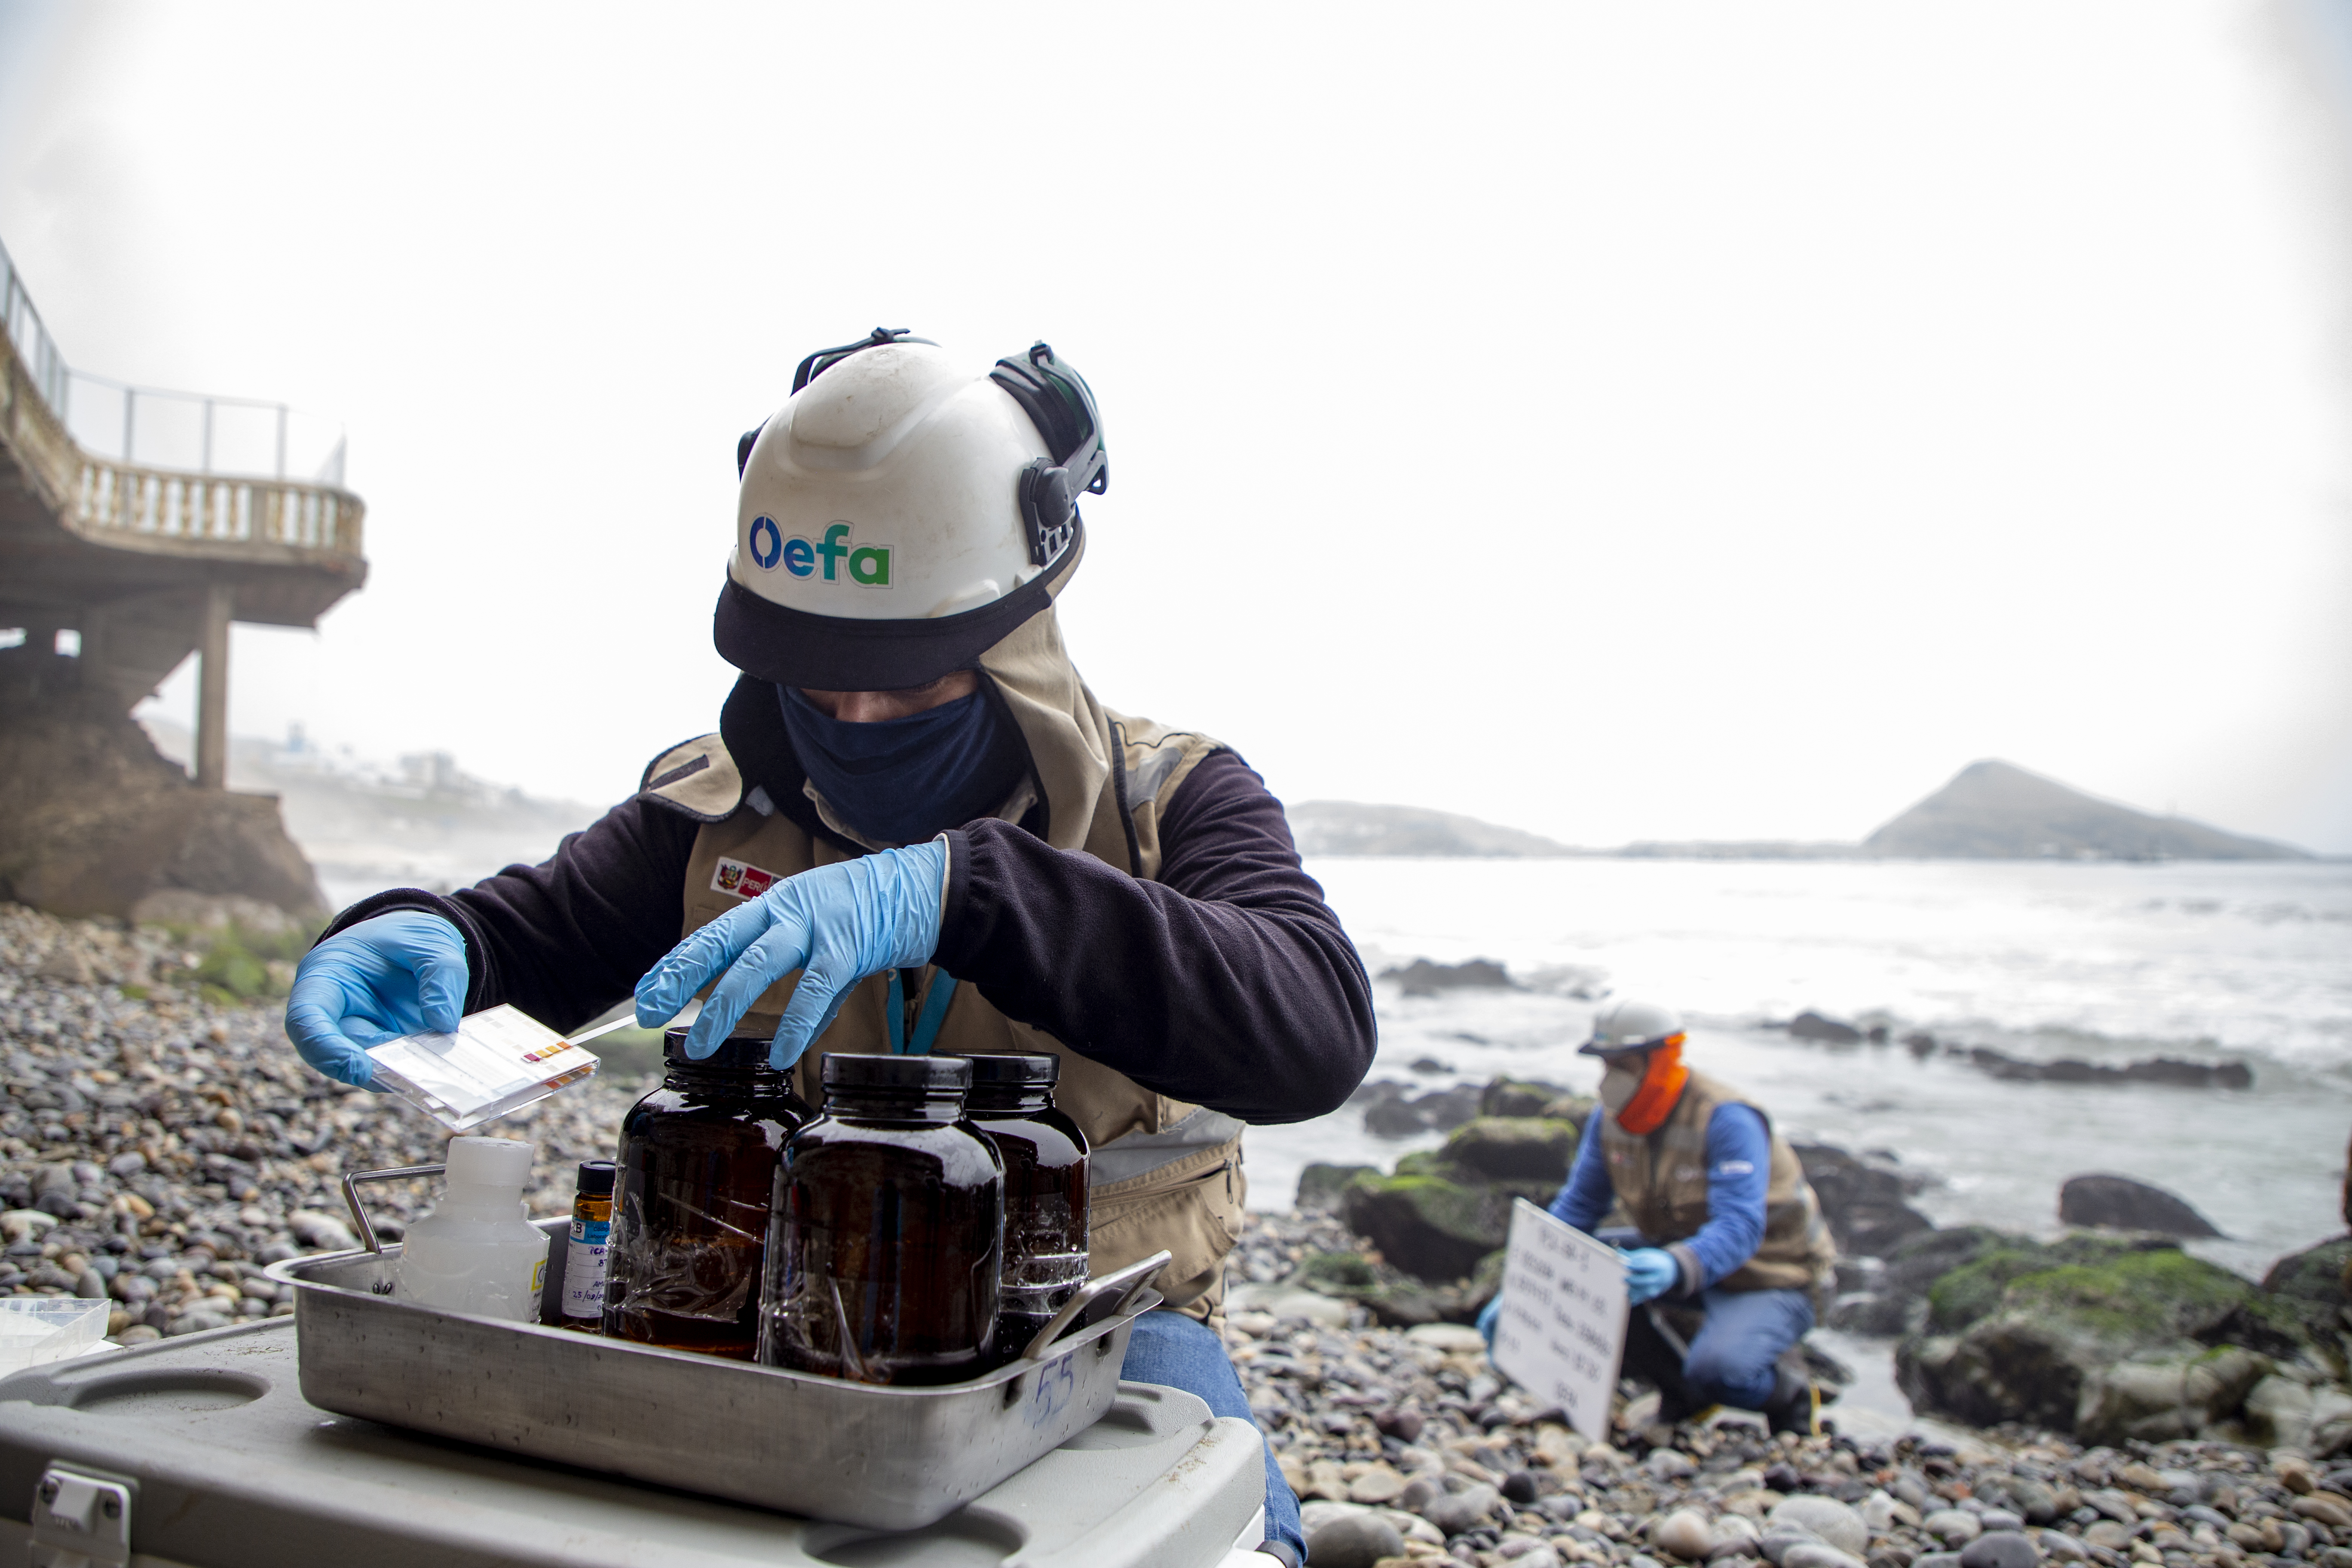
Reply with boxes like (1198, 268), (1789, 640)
(777, 683), (1032, 845)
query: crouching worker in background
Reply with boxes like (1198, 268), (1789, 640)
(1484, 999), (1836, 1433)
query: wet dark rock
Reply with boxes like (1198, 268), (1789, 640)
(1962, 1047), (2251, 1091)
(1789, 1012), (1863, 1044)
(1795, 1144), (1936, 1259)
(2058, 1174), (2223, 1238)
(1898, 1236), (2259, 1433)
(1441, 1116), (1580, 1184)
(1381, 958), (1515, 996)
(1295, 1162), (1375, 1211)
(1361, 1082), (1483, 1138)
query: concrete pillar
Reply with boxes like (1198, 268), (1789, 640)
(195, 583), (232, 790)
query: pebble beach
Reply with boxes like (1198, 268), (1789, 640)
(4, 900), (2349, 1568)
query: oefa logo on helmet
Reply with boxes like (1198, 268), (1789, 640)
(747, 518), (892, 588)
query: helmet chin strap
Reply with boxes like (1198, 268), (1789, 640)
(1611, 1036), (1690, 1135)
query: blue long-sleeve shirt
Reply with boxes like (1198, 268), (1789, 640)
(1548, 1103), (1772, 1295)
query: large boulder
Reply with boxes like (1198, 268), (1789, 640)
(1381, 958), (1516, 996)
(1789, 1011), (1864, 1044)
(1898, 1239), (2255, 1432)
(2059, 1174), (2223, 1237)
(1479, 1077), (1592, 1127)
(1341, 1167), (1510, 1282)
(1296, 1163), (1376, 1212)
(1295, 1246), (1504, 1326)
(1441, 1117), (1579, 1185)
(1795, 1144), (1934, 1258)
(2073, 1346), (2270, 1445)
(1355, 1080), (1482, 1138)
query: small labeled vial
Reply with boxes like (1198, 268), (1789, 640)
(603, 1030), (812, 1358)
(560, 1160), (616, 1331)
(759, 1054), (1004, 1385)
(959, 1054), (1089, 1357)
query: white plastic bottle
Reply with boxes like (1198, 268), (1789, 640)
(396, 1137), (550, 1321)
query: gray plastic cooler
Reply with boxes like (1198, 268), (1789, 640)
(0, 1316), (1265, 1567)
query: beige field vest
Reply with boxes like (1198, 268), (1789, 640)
(1597, 1069), (1837, 1295)
(641, 702), (1245, 1321)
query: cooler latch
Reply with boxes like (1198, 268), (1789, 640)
(28, 1463), (135, 1568)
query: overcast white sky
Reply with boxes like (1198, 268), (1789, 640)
(3, 1), (2349, 851)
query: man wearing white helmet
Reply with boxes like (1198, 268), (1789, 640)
(284, 330), (1375, 1566)
(1483, 999), (1836, 1433)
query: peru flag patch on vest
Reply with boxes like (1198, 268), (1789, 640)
(711, 858), (777, 900)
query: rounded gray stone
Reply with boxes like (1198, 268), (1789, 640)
(1959, 1532), (2039, 1568)
(1306, 1510), (1405, 1568)
(1978, 1511), (2025, 1535)
(1781, 1544), (1868, 1568)
(1923, 1510), (1984, 1546)
(1770, 1498), (1871, 1557)
(1656, 1508), (1717, 1561)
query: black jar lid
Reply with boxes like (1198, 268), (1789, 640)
(663, 1026), (775, 1071)
(960, 1052), (1059, 1087)
(574, 1160), (616, 1196)
(821, 1053), (972, 1092)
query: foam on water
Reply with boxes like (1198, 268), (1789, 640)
(1245, 857), (2352, 1283)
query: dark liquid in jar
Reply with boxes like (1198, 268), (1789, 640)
(759, 1055), (1003, 1385)
(962, 1056), (1089, 1361)
(603, 1033), (810, 1359)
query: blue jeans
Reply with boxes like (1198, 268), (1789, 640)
(1121, 1311), (1302, 1560)
(1679, 1286), (1813, 1410)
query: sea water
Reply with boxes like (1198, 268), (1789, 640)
(1247, 858), (2352, 1286)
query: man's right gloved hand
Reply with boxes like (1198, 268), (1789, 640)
(1476, 1291), (1504, 1349)
(283, 911), (469, 1089)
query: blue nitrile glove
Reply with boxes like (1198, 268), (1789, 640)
(1623, 1247), (1679, 1306)
(282, 911), (469, 1090)
(1476, 1291), (1504, 1349)
(635, 838), (948, 1071)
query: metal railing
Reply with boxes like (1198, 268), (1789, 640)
(0, 236), (362, 562)
(0, 238), (67, 416)
(0, 235), (346, 485)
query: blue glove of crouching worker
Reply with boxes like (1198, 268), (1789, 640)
(1622, 1247), (1679, 1306)
(635, 837), (948, 1070)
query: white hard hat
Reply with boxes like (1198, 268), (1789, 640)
(1579, 998), (1685, 1056)
(714, 330), (1106, 690)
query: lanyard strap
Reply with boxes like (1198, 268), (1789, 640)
(885, 967), (959, 1056)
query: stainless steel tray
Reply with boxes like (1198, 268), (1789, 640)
(266, 1216), (1168, 1531)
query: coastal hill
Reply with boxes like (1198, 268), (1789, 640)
(1284, 801), (1573, 858)
(1287, 760), (2313, 861)
(1864, 759), (2311, 861)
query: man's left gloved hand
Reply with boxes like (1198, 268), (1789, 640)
(1622, 1247), (1679, 1306)
(634, 838), (948, 1071)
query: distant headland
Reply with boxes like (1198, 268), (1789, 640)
(1286, 758), (2315, 862)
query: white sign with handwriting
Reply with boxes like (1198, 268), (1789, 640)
(1488, 1197), (1629, 1440)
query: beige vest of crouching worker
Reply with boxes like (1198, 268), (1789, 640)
(1598, 1070), (1838, 1296)
(639, 680), (1243, 1320)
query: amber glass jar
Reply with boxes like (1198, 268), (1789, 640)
(758, 1054), (1004, 1385)
(603, 1029), (812, 1358)
(959, 1054), (1089, 1357)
